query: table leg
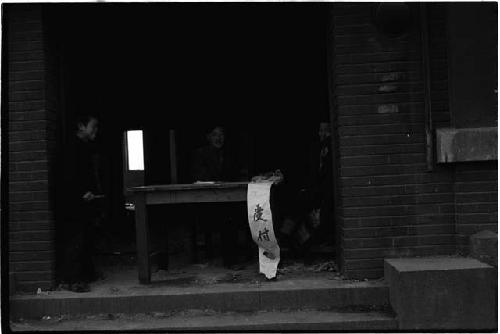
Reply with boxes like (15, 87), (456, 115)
(159, 215), (169, 270)
(134, 193), (150, 284)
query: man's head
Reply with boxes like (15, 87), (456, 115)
(206, 126), (225, 149)
(318, 122), (331, 142)
(77, 116), (99, 142)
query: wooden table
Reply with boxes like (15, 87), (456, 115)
(130, 182), (249, 284)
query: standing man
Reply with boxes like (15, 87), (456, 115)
(312, 121), (334, 246)
(301, 121), (334, 251)
(60, 115), (101, 292)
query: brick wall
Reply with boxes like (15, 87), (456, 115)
(455, 162), (498, 253)
(7, 4), (58, 292)
(426, 4), (498, 254)
(331, 3), (458, 279)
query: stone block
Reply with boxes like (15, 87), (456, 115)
(436, 127), (497, 163)
(385, 257), (497, 330)
(470, 230), (498, 267)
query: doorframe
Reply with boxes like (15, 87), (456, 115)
(326, 6), (344, 272)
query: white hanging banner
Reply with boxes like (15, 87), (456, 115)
(247, 182), (280, 279)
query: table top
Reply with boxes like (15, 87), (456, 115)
(130, 181), (251, 193)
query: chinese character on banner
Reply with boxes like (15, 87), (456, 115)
(247, 182), (280, 279)
(257, 227), (270, 242)
(253, 204), (267, 222)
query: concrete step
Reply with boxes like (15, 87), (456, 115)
(385, 256), (497, 330)
(11, 309), (398, 331)
(10, 279), (389, 319)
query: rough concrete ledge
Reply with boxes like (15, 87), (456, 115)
(10, 280), (389, 320)
(436, 127), (497, 163)
(11, 310), (398, 332)
(385, 256), (497, 330)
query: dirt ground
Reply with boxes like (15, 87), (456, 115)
(10, 251), (386, 331)
(88, 251), (342, 293)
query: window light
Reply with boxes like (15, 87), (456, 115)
(127, 130), (144, 171)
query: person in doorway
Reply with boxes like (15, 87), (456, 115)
(60, 115), (102, 292)
(190, 125), (251, 268)
(191, 125), (240, 182)
(308, 121), (335, 247)
(278, 121), (334, 257)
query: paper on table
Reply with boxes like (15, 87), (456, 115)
(247, 182), (280, 279)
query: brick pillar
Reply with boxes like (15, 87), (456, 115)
(330, 3), (457, 279)
(7, 4), (58, 292)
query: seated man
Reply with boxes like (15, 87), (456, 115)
(191, 125), (239, 182)
(276, 122), (334, 258)
(190, 125), (251, 268)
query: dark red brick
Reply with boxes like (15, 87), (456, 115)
(10, 130), (50, 141)
(343, 245), (456, 260)
(343, 193), (454, 208)
(8, 60), (45, 72)
(456, 203), (497, 214)
(9, 100), (45, 112)
(340, 143), (424, 156)
(339, 113), (425, 126)
(9, 161), (49, 172)
(336, 59), (422, 74)
(455, 192), (497, 203)
(9, 221), (53, 232)
(9, 210), (53, 222)
(341, 163), (427, 177)
(10, 260), (54, 272)
(344, 234), (455, 249)
(10, 201), (51, 212)
(14, 271), (53, 282)
(9, 141), (47, 152)
(9, 241), (54, 252)
(455, 182), (497, 193)
(9, 250), (55, 262)
(9, 70), (45, 82)
(341, 172), (454, 187)
(341, 152), (425, 166)
(9, 151), (48, 162)
(338, 91), (425, 106)
(9, 180), (49, 192)
(9, 230), (54, 242)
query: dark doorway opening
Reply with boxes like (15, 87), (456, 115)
(49, 3), (334, 281)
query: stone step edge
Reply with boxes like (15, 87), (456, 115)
(11, 309), (398, 331)
(11, 285), (389, 319)
(12, 280), (388, 299)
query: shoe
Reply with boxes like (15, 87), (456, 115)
(70, 282), (90, 293)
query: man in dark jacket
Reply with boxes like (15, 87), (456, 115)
(191, 125), (238, 182)
(190, 126), (249, 267)
(278, 122), (334, 256)
(60, 115), (102, 292)
(310, 122), (334, 245)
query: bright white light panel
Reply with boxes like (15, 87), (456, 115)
(127, 130), (144, 171)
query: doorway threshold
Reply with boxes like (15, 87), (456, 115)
(11, 259), (389, 320)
